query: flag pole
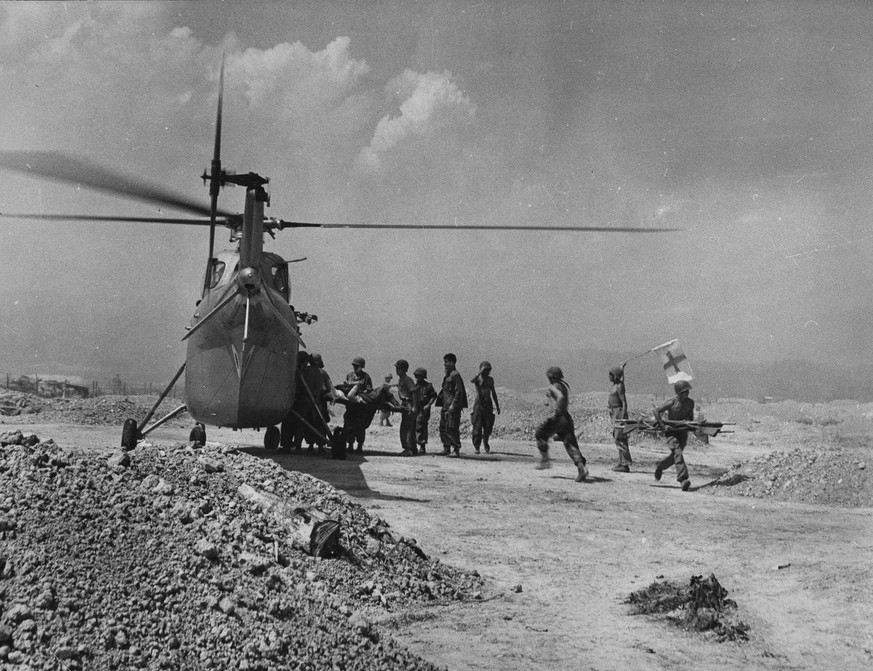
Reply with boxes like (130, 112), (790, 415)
(620, 345), (662, 367)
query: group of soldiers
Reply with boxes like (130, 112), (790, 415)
(606, 365), (696, 490)
(282, 352), (502, 458)
(284, 351), (697, 491)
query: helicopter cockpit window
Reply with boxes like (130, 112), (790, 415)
(209, 260), (226, 289)
(271, 265), (290, 301)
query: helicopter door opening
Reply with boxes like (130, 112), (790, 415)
(271, 264), (290, 302)
(208, 259), (226, 289)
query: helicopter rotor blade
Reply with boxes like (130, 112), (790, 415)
(181, 285), (239, 342)
(0, 212), (215, 225)
(0, 150), (236, 219)
(266, 219), (680, 233)
(204, 56), (226, 294)
(262, 287), (304, 347)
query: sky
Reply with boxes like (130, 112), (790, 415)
(1, 0), (873, 392)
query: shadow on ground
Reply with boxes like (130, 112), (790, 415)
(238, 446), (429, 503)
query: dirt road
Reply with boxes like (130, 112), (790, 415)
(7, 418), (872, 670)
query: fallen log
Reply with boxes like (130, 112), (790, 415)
(237, 483), (340, 558)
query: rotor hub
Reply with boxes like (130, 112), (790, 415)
(238, 266), (260, 290)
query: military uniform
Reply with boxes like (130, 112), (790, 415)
(608, 366), (632, 470)
(395, 361), (419, 455)
(343, 359), (374, 452)
(535, 367), (588, 482)
(439, 356), (468, 456)
(470, 362), (500, 454)
(654, 381), (695, 490)
(414, 368), (438, 453)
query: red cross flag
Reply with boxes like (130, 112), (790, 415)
(651, 339), (693, 384)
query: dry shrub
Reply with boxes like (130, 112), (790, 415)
(625, 574), (749, 642)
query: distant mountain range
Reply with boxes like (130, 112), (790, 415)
(10, 348), (870, 404)
(489, 349), (873, 403)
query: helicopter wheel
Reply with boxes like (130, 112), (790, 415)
(189, 422), (207, 447)
(331, 430), (347, 460)
(121, 418), (139, 450)
(264, 425), (280, 451)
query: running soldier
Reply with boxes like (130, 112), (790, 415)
(535, 366), (589, 482)
(654, 379), (695, 491)
(470, 361), (500, 454)
(413, 367), (438, 454)
(439, 353), (468, 457)
(608, 364), (632, 472)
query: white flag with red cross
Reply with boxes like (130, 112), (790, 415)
(651, 339), (693, 384)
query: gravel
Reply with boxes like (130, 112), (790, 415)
(706, 448), (873, 508)
(0, 433), (484, 670)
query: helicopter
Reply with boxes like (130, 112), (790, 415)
(0, 60), (678, 452)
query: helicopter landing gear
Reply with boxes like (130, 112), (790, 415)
(121, 418), (139, 450)
(264, 425), (280, 451)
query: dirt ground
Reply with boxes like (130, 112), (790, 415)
(4, 397), (873, 671)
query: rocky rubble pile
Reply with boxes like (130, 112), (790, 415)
(707, 448), (873, 508)
(0, 394), (41, 418)
(34, 396), (182, 427)
(0, 432), (484, 670)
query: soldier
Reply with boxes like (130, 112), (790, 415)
(395, 359), (419, 455)
(654, 379), (695, 491)
(378, 373), (394, 426)
(294, 352), (326, 451)
(608, 364), (632, 472)
(413, 367), (438, 454)
(439, 353), (468, 457)
(343, 357), (374, 453)
(279, 351), (319, 451)
(309, 353), (336, 450)
(535, 366), (589, 482)
(470, 361), (500, 454)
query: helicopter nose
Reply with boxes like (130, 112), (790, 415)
(238, 266), (260, 290)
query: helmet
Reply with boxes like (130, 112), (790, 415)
(413, 367), (427, 378)
(351, 357), (366, 368)
(609, 366), (624, 380)
(297, 351), (311, 366)
(395, 359), (409, 372)
(546, 366), (564, 380)
(479, 360), (492, 372)
(310, 353), (324, 368)
(674, 380), (692, 394)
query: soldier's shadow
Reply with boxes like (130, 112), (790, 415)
(239, 446), (430, 503)
(549, 474), (612, 484)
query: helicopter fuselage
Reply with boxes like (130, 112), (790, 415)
(184, 248), (299, 429)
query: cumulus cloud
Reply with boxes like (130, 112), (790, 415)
(229, 37), (370, 109)
(357, 70), (476, 172)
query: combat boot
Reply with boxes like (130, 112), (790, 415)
(535, 456), (552, 470)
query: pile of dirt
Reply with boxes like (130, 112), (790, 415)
(625, 574), (749, 642)
(0, 393), (42, 417)
(706, 448), (873, 508)
(33, 395), (186, 427)
(0, 435), (483, 670)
